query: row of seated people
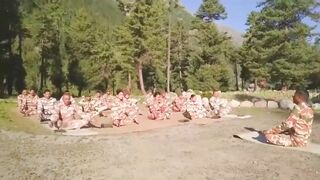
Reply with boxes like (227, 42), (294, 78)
(145, 89), (231, 120)
(17, 88), (231, 130)
(16, 88), (316, 148)
(17, 89), (140, 129)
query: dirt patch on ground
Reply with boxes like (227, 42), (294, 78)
(0, 108), (319, 179)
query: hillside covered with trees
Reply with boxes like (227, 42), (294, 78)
(1, 0), (319, 97)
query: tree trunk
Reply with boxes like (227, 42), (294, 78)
(78, 87), (82, 97)
(166, 11), (171, 93)
(40, 56), (44, 91)
(235, 62), (239, 91)
(138, 62), (146, 95)
(127, 72), (132, 93)
(178, 25), (183, 90)
(254, 78), (258, 92)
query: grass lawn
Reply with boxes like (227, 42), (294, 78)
(0, 100), (51, 134)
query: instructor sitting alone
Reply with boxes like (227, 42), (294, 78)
(263, 89), (314, 147)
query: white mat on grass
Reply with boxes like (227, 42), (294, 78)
(41, 123), (98, 136)
(234, 131), (320, 155)
(62, 129), (98, 136)
(223, 114), (252, 119)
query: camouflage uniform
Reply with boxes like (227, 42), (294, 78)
(111, 97), (128, 126)
(92, 97), (109, 114)
(101, 94), (114, 110)
(144, 93), (154, 107)
(78, 97), (96, 114)
(264, 102), (314, 147)
(37, 97), (57, 121)
(123, 97), (139, 124)
(209, 96), (231, 116)
(24, 95), (39, 115)
(51, 102), (90, 130)
(172, 96), (186, 112)
(148, 97), (170, 120)
(185, 99), (206, 119)
(17, 94), (28, 113)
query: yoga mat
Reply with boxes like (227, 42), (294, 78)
(223, 114), (252, 119)
(41, 124), (98, 136)
(234, 131), (320, 155)
(62, 129), (98, 136)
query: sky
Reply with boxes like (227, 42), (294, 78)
(180, 0), (319, 33)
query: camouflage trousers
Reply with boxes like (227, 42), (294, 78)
(265, 133), (293, 147)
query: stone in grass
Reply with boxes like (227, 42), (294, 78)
(279, 99), (294, 110)
(267, 101), (279, 108)
(254, 100), (267, 108)
(240, 100), (253, 108)
(312, 103), (320, 110)
(229, 99), (240, 108)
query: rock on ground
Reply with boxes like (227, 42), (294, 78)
(240, 101), (253, 108)
(279, 99), (294, 110)
(254, 100), (267, 108)
(267, 101), (279, 108)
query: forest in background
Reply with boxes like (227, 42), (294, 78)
(0, 0), (319, 97)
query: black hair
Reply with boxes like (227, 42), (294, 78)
(190, 94), (196, 99)
(43, 89), (51, 94)
(116, 89), (123, 95)
(153, 91), (161, 97)
(295, 89), (309, 102)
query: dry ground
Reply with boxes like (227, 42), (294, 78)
(0, 104), (319, 180)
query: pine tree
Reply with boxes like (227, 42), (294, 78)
(241, 0), (320, 88)
(115, 0), (167, 94)
(66, 9), (97, 96)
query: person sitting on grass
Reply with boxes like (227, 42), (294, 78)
(50, 93), (101, 130)
(148, 92), (171, 120)
(92, 90), (109, 117)
(37, 89), (57, 123)
(17, 89), (29, 114)
(111, 89), (129, 127)
(172, 91), (186, 112)
(123, 90), (139, 125)
(79, 94), (96, 114)
(183, 94), (206, 120)
(23, 89), (39, 116)
(209, 89), (231, 117)
(263, 89), (314, 147)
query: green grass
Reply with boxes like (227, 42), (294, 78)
(200, 90), (303, 101)
(0, 101), (51, 134)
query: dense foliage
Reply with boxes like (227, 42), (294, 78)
(0, 0), (319, 97)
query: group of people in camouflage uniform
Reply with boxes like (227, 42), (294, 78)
(17, 88), (314, 148)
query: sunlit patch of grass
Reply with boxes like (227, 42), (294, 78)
(0, 101), (51, 134)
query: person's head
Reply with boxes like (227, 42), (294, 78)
(123, 89), (130, 99)
(22, 89), (28, 95)
(212, 89), (221, 98)
(190, 94), (196, 102)
(43, 89), (51, 99)
(153, 92), (161, 100)
(147, 89), (152, 95)
(106, 90), (111, 95)
(85, 95), (91, 101)
(95, 90), (102, 98)
(116, 89), (124, 100)
(62, 94), (72, 106)
(30, 89), (36, 96)
(293, 89), (309, 105)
